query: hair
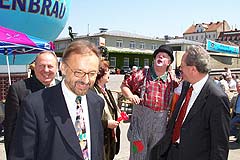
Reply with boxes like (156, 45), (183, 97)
(62, 40), (101, 63)
(213, 76), (219, 80)
(185, 45), (210, 74)
(34, 50), (58, 65)
(96, 58), (110, 81)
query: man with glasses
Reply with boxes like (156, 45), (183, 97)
(151, 45), (230, 160)
(9, 40), (105, 160)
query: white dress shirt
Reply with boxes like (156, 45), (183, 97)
(177, 74), (208, 142)
(184, 74), (208, 121)
(61, 80), (91, 159)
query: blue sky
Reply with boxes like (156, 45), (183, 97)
(58, 0), (240, 39)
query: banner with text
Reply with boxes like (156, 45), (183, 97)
(206, 39), (239, 54)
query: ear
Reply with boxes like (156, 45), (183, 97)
(60, 62), (67, 76)
(167, 59), (171, 66)
(192, 66), (198, 73)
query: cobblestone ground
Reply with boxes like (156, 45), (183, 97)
(0, 75), (239, 160)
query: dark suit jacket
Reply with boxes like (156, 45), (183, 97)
(8, 83), (104, 160)
(150, 78), (230, 160)
(4, 76), (46, 155)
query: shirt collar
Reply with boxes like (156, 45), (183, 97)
(191, 74), (209, 93)
(33, 75), (56, 88)
(150, 66), (168, 82)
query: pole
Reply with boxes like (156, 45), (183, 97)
(5, 53), (11, 85)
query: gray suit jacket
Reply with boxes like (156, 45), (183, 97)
(8, 83), (104, 160)
(150, 78), (230, 160)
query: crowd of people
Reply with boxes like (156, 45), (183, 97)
(1, 39), (238, 160)
(212, 67), (240, 144)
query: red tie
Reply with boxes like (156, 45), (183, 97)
(172, 86), (193, 143)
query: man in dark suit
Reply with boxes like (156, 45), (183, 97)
(150, 45), (230, 160)
(8, 40), (105, 160)
(4, 50), (59, 157)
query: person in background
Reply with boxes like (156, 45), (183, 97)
(4, 50), (59, 157)
(223, 67), (231, 77)
(174, 66), (182, 82)
(230, 81), (240, 142)
(226, 75), (237, 92)
(151, 45), (230, 160)
(213, 76), (221, 87)
(121, 45), (177, 160)
(131, 66), (138, 74)
(233, 74), (240, 83)
(8, 40), (105, 160)
(92, 58), (121, 160)
(28, 62), (35, 77)
(219, 74), (230, 94)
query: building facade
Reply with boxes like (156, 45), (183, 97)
(183, 20), (231, 44)
(54, 30), (167, 71)
(216, 29), (240, 46)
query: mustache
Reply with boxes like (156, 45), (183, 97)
(76, 80), (90, 86)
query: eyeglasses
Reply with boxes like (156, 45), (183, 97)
(180, 63), (191, 68)
(64, 62), (97, 79)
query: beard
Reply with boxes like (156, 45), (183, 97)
(65, 79), (93, 96)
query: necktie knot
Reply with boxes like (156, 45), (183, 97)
(75, 96), (82, 104)
(187, 86), (193, 95)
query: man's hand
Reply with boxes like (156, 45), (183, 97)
(107, 120), (119, 129)
(129, 95), (142, 105)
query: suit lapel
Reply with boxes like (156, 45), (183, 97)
(46, 84), (83, 159)
(86, 90), (100, 154)
(183, 78), (210, 125)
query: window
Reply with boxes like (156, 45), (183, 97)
(144, 59), (149, 67)
(95, 39), (99, 47)
(129, 41), (136, 49)
(196, 36), (198, 40)
(151, 43), (157, 50)
(123, 57), (129, 67)
(134, 58), (139, 66)
(59, 42), (67, 50)
(116, 40), (123, 48)
(139, 42), (145, 49)
(110, 57), (116, 67)
(55, 43), (59, 50)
